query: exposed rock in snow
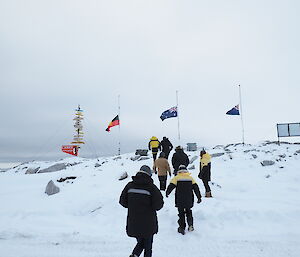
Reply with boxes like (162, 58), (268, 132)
(119, 172), (128, 181)
(94, 163), (101, 167)
(138, 156), (150, 161)
(135, 149), (148, 156)
(39, 163), (67, 173)
(261, 160), (275, 166)
(189, 156), (198, 164)
(130, 156), (140, 161)
(188, 165), (195, 170)
(57, 176), (77, 183)
(211, 153), (225, 158)
(113, 156), (122, 161)
(45, 180), (60, 195)
(252, 154), (258, 159)
(25, 167), (40, 174)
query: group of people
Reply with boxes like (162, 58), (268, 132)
(119, 136), (212, 257)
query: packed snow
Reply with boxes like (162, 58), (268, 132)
(1, 142), (300, 257)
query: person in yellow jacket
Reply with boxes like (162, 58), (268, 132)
(148, 136), (161, 161)
(166, 165), (202, 235)
(153, 152), (171, 191)
(198, 150), (212, 197)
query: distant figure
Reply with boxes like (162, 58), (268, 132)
(171, 146), (189, 175)
(153, 152), (171, 191)
(119, 165), (164, 257)
(198, 150), (212, 198)
(160, 137), (173, 159)
(166, 165), (202, 235)
(148, 136), (161, 161)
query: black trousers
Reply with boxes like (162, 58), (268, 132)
(178, 208), (193, 229)
(163, 150), (171, 159)
(132, 236), (154, 257)
(202, 180), (211, 192)
(158, 175), (167, 191)
(152, 148), (159, 161)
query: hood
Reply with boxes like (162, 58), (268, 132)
(150, 136), (158, 140)
(132, 173), (153, 185)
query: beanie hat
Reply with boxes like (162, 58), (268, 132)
(178, 165), (187, 173)
(138, 165), (152, 177)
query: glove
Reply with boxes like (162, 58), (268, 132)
(168, 172), (171, 176)
(197, 198), (201, 204)
(166, 193), (169, 198)
(155, 171), (157, 174)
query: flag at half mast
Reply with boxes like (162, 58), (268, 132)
(106, 115), (120, 132)
(160, 106), (178, 121)
(226, 104), (240, 115)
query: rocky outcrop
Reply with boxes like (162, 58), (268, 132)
(25, 167), (40, 174)
(45, 180), (60, 196)
(39, 163), (67, 173)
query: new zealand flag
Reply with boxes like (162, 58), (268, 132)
(226, 105), (240, 115)
(160, 106), (178, 121)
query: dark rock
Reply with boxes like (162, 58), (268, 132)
(261, 160), (275, 166)
(94, 163), (101, 168)
(265, 175), (271, 178)
(57, 176), (77, 183)
(135, 149), (148, 156)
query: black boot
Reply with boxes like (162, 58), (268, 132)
(177, 227), (185, 235)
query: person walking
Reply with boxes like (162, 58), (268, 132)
(153, 152), (171, 191)
(171, 146), (189, 176)
(160, 137), (173, 159)
(166, 165), (202, 235)
(119, 165), (164, 257)
(198, 150), (212, 197)
(148, 136), (161, 161)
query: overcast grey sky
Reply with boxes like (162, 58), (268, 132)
(1, 0), (299, 162)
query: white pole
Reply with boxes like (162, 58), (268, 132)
(176, 90), (181, 144)
(118, 95), (121, 155)
(239, 85), (245, 145)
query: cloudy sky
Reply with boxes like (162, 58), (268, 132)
(1, 0), (299, 162)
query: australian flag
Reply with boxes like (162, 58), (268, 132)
(226, 104), (240, 115)
(160, 106), (178, 121)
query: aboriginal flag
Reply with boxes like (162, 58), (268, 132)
(106, 115), (120, 132)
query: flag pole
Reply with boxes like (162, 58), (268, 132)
(239, 85), (245, 145)
(118, 95), (121, 155)
(176, 90), (181, 144)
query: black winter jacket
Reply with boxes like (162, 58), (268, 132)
(119, 173), (164, 238)
(171, 149), (189, 173)
(166, 172), (201, 209)
(161, 138), (173, 154)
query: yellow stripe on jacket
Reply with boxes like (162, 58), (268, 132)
(170, 172), (196, 185)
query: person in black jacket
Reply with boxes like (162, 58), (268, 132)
(171, 146), (189, 175)
(119, 165), (164, 257)
(160, 137), (173, 159)
(166, 165), (202, 235)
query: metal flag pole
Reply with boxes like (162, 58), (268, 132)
(239, 85), (245, 145)
(176, 90), (181, 144)
(118, 95), (121, 156)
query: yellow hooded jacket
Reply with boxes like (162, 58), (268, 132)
(200, 153), (211, 170)
(149, 136), (160, 149)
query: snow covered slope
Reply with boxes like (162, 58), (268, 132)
(1, 142), (300, 257)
